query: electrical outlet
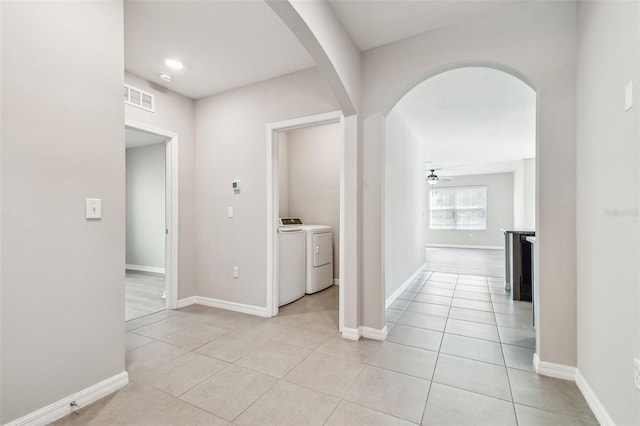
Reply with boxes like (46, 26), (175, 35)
(233, 266), (239, 278)
(634, 358), (640, 391)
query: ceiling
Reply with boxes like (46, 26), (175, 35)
(124, 0), (525, 100)
(393, 67), (536, 175)
(327, 0), (524, 51)
(124, 0), (315, 99)
(125, 127), (167, 149)
(124, 2), (535, 175)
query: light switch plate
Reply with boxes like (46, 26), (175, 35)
(625, 80), (633, 111)
(85, 198), (102, 219)
(227, 207), (233, 218)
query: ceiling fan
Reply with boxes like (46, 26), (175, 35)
(426, 169), (453, 186)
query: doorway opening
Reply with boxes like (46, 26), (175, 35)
(125, 120), (179, 321)
(383, 65), (537, 357)
(266, 111), (345, 332)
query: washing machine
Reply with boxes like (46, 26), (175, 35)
(280, 218), (334, 294)
(277, 221), (305, 306)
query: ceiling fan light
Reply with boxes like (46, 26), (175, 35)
(426, 169), (439, 185)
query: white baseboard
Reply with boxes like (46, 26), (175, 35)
(176, 296), (197, 309)
(341, 327), (362, 341)
(341, 325), (388, 341)
(425, 244), (503, 250)
(575, 370), (616, 426)
(333, 279), (340, 286)
(126, 264), (165, 274)
(533, 353), (576, 381)
(385, 263), (426, 309)
(176, 296), (267, 317)
(195, 296), (268, 317)
(361, 325), (388, 341)
(5, 372), (129, 426)
(533, 354), (615, 425)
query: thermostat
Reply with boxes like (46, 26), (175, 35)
(232, 180), (241, 191)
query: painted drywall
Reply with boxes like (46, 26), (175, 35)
(277, 132), (290, 218)
(360, 1), (578, 369)
(124, 72), (196, 299)
(194, 68), (339, 308)
(522, 159), (535, 229)
(576, 1), (640, 424)
(425, 173), (513, 248)
(284, 122), (341, 279)
(341, 114), (360, 329)
(126, 143), (166, 269)
(513, 158), (536, 230)
(0, 1), (125, 423)
(384, 108), (426, 300)
(513, 163), (524, 230)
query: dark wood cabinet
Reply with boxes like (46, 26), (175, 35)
(501, 229), (535, 302)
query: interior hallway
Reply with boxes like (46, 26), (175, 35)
(55, 268), (595, 425)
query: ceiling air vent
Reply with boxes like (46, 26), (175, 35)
(124, 84), (154, 113)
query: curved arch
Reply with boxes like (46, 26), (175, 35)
(384, 60), (538, 116)
(382, 58), (540, 355)
(266, 0), (360, 116)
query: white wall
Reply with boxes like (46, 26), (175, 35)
(277, 133), (290, 217)
(513, 158), (536, 230)
(194, 68), (339, 308)
(384, 108), (426, 300)
(513, 163), (524, 229)
(425, 173), (513, 248)
(576, 1), (640, 424)
(124, 72), (196, 299)
(522, 159), (535, 229)
(1, 2), (125, 423)
(360, 1), (578, 369)
(126, 142), (166, 269)
(284, 123), (341, 279)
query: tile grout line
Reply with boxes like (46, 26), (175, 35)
(425, 274), (530, 417)
(321, 360), (369, 425)
(494, 279), (520, 426)
(419, 272), (458, 425)
(130, 306), (341, 423)
(122, 274), (550, 425)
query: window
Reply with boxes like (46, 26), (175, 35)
(430, 186), (487, 230)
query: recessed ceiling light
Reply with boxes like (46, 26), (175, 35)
(164, 59), (183, 70)
(159, 72), (172, 82)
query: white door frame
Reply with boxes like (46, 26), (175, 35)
(266, 111), (345, 331)
(125, 119), (179, 310)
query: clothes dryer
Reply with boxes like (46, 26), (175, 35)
(299, 224), (334, 294)
(280, 218), (334, 294)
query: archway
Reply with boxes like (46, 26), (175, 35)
(382, 64), (539, 362)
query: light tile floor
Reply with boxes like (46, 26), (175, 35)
(55, 272), (597, 426)
(125, 270), (166, 321)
